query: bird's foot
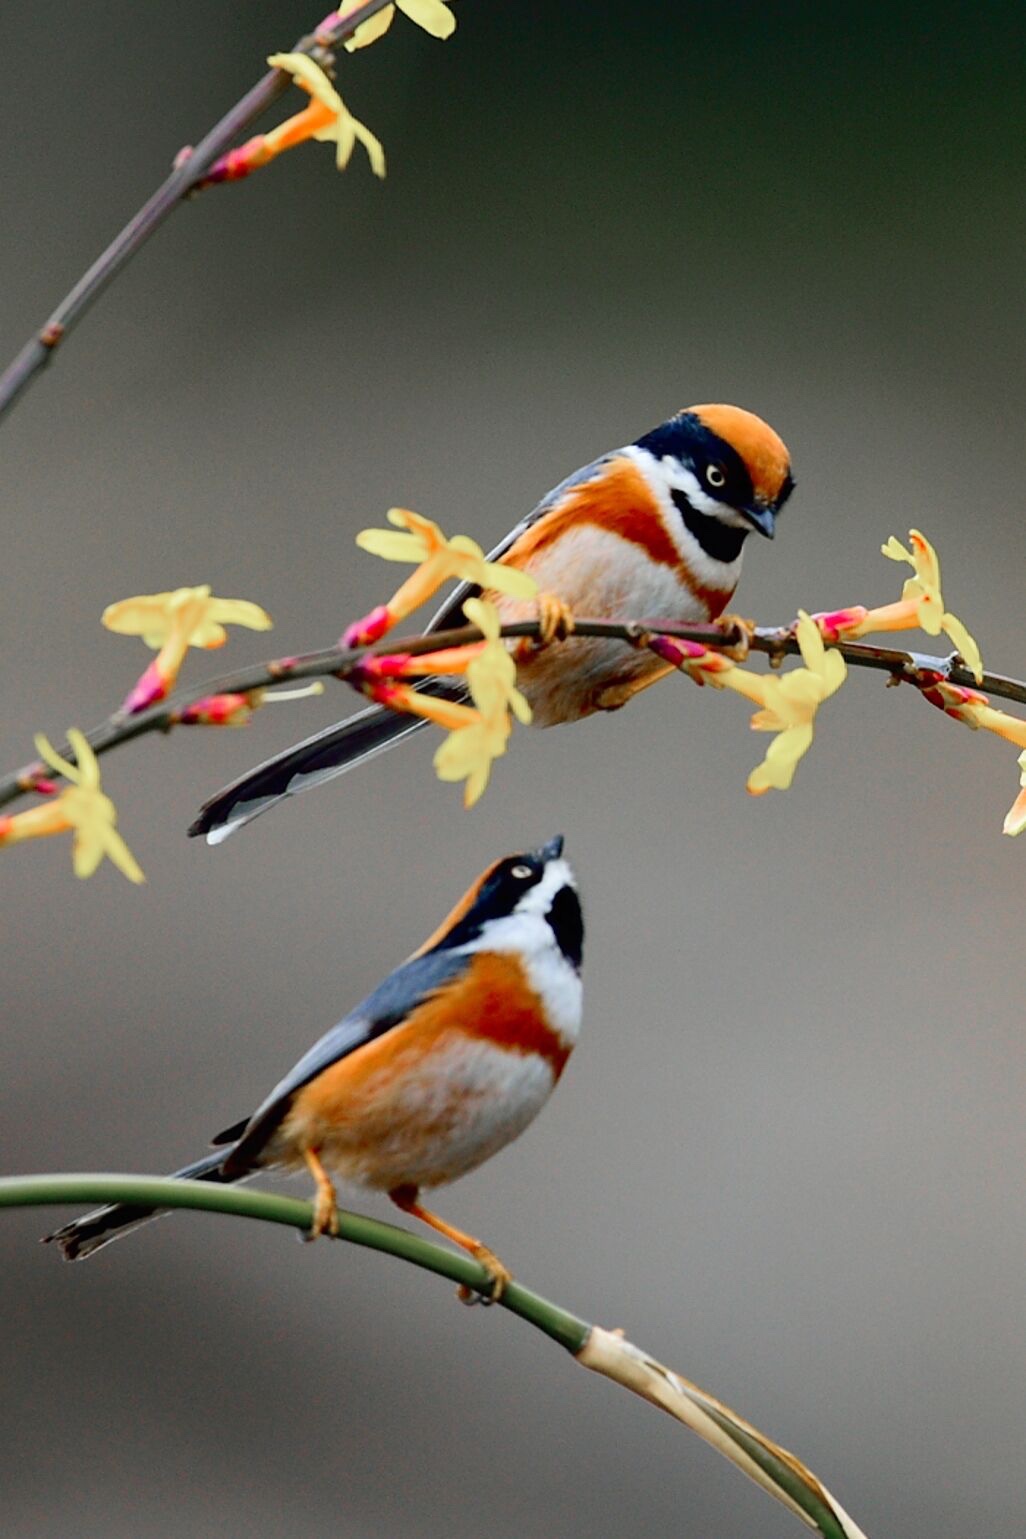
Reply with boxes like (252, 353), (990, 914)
(714, 612), (755, 661)
(457, 1244), (513, 1306)
(388, 1184), (512, 1306)
(513, 592), (575, 664)
(536, 591), (576, 646)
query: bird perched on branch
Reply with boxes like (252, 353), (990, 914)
(192, 405), (793, 841)
(45, 835), (582, 1301)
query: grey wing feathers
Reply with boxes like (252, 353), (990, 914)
(225, 949), (471, 1170)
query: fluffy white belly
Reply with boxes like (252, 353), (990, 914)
(495, 526), (713, 725)
(280, 1038), (558, 1193)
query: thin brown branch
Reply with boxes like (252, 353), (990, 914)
(2, 614), (1023, 813)
(0, 2), (395, 425)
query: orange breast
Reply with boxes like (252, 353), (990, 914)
(280, 952), (572, 1190)
(504, 458), (682, 570)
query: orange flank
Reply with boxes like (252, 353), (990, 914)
(497, 456), (734, 618)
(282, 949), (571, 1190)
(693, 583), (733, 620)
(689, 404), (792, 506)
(502, 458), (683, 570)
(446, 951), (573, 1071)
(289, 952), (571, 1145)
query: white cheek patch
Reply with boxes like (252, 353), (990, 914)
(658, 458), (723, 517)
(623, 445), (746, 590)
(516, 859), (576, 916)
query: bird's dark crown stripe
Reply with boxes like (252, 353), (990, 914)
(546, 884), (584, 970)
(670, 490), (747, 564)
(429, 856), (543, 952)
(410, 858), (501, 958)
(636, 412), (755, 505)
(636, 411), (763, 561)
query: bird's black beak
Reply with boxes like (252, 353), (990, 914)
(537, 834), (565, 862)
(741, 502), (776, 539)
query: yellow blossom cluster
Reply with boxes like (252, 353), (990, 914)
(104, 585), (272, 714)
(265, 53), (385, 178)
(0, 584), (315, 882)
(814, 528), (982, 681)
(0, 731), (144, 883)
(653, 612), (847, 795)
(433, 598), (533, 805)
(347, 508), (538, 804)
(205, 7), (457, 187)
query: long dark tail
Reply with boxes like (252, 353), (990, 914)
(43, 1149), (237, 1262)
(188, 681), (464, 844)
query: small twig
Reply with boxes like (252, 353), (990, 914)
(2, 615), (1024, 812)
(1, 1171), (867, 1539)
(0, 1), (395, 425)
(749, 624), (1026, 704)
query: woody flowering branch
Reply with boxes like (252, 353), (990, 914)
(4, 611), (1011, 813)
(0, 1), (455, 425)
(4, 521), (1026, 877)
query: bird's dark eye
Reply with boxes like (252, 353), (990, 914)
(510, 863), (533, 880)
(706, 463), (726, 489)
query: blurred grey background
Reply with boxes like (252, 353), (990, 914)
(2, 2), (1025, 1535)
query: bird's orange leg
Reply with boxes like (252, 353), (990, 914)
(535, 591), (576, 645)
(511, 591), (576, 664)
(303, 1147), (340, 1241)
(389, 1184), (513, 1304)
(594, 660), (676, 712)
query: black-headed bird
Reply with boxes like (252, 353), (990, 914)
(46, 836), (582, 1299)
(192, 405), (793, 841)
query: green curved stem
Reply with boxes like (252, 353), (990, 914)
(2, 1171), (866, 1539)
(0, 1172), (586, 1351)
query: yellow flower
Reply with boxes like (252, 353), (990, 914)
(1004, 752), (1026, 838)
(345, 508), (537, 645)
(345, 589), (532, 805)
(103, 586), (271, 650)
(736, 612), (846, 794)
(818, 530), (982, 683)
(103, 585), (272, 713)
(464, 597), (532, 723)
(916, 675), (1026, 836)
(433, 598), (532, 806)
(346, 0), (456, 50)
(267, 52), (385, 177)
(880, 531), (982, 678)
(652, 618), (846, 795)
(0, 731), (144, 883)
